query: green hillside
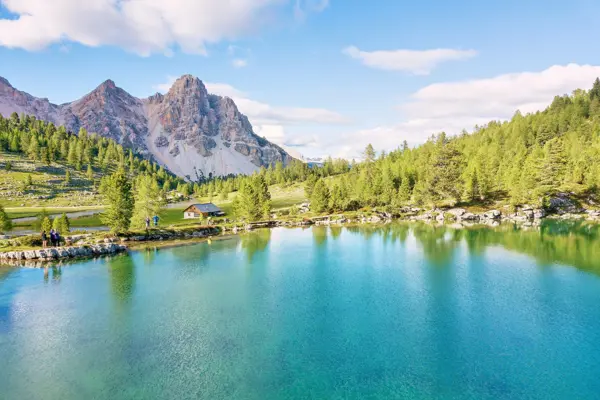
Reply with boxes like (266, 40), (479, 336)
(196, 79), (600, 213)
(0, 153), (103, 208)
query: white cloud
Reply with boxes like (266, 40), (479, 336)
(328, 64), (600, 159)
(343, 46), (477, 75)
(152, 75), (178, 93)
(294, 0), (329, 20)
(204, 81), (348, 125)
(232, 59), (248, 68)
(204, 82), (248, 99)
(401, 63), (600, 120)
(0, 0), (326, 55)
(253, 125), (288, 145)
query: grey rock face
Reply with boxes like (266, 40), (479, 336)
(483, 210), (501, 220)
(548, 194), (585, 214)
(447, 208), (466, 217)
(146, 75), (291, 173)
(154, 136), (169, 147)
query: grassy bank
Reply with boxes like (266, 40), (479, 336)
(0, 153), (105, 208)
(4, 181), (308, 230)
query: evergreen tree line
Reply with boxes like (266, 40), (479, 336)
(192, 157), (351, 201)
(201, 79), (600, 214)
(0, 113), (183, 190)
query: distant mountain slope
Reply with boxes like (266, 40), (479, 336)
(0, 75), (292, 179)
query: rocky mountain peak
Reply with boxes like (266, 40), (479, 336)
(99, 79), (116, 89)
(0, 76), (12, 88)
(166, 74), (209, 101)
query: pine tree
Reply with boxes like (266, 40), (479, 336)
(304, 174), (318, 199)
(539, 137), (568, 193)
(35, 209), (50, 231)
(219, 189), (228, 201)
(310, 179), (330, 213)
(59, 213), (70, 233)
(26, 174), (33, 187)
(590, 78), (600, 101)
(233, 175), (271, 221)
(398, 174), (412, 203)
(131, 175), (165, 229)
(67, 143), (77, 165)
(27, 138), (39, 160)
(100, 169), (134, 233)
(380, 168), (396, 205)
(86, 164), (94, 181)
(52, 216), (61, 233)
(180, 183), (191, 198)
(234, 181), (258, 221)
(463, 166), (480, 202)
(41, 216), (52, 235)
(41, 147), (50, 165)
(364, 144), (376, 163)
(255, 175), (272, 219)
(64, 170), (71, 186)
(329, 183), (346, 211)
(0, 205), (13, 233)
(424, 138), (464, 205)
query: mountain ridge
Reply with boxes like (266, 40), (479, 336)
(0, 75), (292, 179)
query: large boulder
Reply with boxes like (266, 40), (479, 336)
(46, 248), (59, 259)
(447, 208), (466, 217)
(461, 212), (479, 221)
(24, 250), (38, 260)
(533, 209), (547, 219)
(369, 215), (383, 223)
(548, 194), (585, 215)
(483, 210), (501, 220)
(35, 250), (48, 259)
(57, 248), (69, 258)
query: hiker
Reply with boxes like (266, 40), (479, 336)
(145, 216), (150, 229)
(49, 229), (56, 247)
(41, 231), (47, 248)
(153, 215), (159, 227)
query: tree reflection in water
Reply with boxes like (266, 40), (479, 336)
(312, 226), (328, 248)
(240, 229), (272, 261)
(107, 254), (136, 305)
(342, 221), (600, 274)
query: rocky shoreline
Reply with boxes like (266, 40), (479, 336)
(0, 242), (128, 267)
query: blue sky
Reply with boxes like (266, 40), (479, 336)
(1, 0), (600, 159)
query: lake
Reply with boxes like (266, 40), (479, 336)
(1, 222), (600, 399)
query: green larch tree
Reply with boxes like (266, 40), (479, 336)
(100, 169), (134, 234)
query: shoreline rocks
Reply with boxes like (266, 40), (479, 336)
(0, 243), (128, 266)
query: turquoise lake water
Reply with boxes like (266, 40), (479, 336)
(1, 223), (600, 399)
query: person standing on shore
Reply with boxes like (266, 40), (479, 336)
(153, 215), (159, 227)
(49, 229), (56, 247)
(145, 216), (150, 230)
(41, 231), (47, 248)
